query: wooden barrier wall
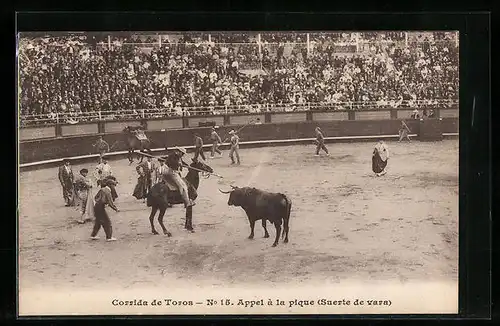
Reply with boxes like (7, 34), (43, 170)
(19, 117), (459, 164)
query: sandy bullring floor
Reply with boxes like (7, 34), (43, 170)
(18, 140), (459, 314)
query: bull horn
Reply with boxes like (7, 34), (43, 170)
(218, 188), (231, 194)
(230, 185), (238, 189)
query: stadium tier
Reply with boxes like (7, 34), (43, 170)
(18, 31), (458, 126)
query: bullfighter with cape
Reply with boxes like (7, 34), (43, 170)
(133, 162), (150, 201)
(74, 168), (94, 224)
(372, 140), (389, 176)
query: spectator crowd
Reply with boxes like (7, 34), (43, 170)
(18, 32), (458, 126)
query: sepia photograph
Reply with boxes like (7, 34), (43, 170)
(17, 30), (459, 315)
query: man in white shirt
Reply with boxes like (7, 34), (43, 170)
(94, 156), (113, 183)
(94, 155), (118, 200)
(229, 130), (240, 165)
(136, 156), (155, 194)
(155, 159), (168, 184)
(210, 126), (223, 157)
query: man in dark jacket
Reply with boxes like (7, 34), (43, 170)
(90, 179), (119, 241)
(58, 158), (74, 206)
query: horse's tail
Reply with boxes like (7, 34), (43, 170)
(280, 194), (291, 240)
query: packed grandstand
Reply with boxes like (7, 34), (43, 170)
(18, 31), (459, 126)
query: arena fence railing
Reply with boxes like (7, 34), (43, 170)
(18, 99), (458, 126)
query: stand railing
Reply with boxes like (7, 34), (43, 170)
(19, 99), (458, 127)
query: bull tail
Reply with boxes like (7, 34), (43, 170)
(280, 194), (292, 241)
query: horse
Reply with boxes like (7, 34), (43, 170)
(123, 126), (153, 164)
(146, 158), (214, 236)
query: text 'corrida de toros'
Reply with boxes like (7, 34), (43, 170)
(111, 298), (392, 308)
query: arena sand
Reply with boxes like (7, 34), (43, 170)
(18, 140), (458, 314)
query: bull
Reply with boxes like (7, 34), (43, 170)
(219, 186), (292, 247)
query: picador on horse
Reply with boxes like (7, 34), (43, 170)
(146, 147), (214, 235)
(123, 124), (153, 164)
(163, 147), (195, 208)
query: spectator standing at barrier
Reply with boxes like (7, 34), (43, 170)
(229, 130), (240, 165)
(73, 168), (94, 224)
(372, 140), (389, 177)
(90, 178), (119, 242)
(93, 136), (110, 161)
(58, 159), (74, 207)
(314, 127), (330, 157)
(210, 126), (223, 158)
(193, 133), (206, 161)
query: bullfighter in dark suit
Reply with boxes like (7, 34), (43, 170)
(133, 156), (155, 201)
(58, 158), (74, 206)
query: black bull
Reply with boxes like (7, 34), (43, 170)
(219, 186), (292, 247)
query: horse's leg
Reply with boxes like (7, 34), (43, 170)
(128, 149), (133, 164)
(262, 219), (270, 238)
(158, 205), (172, 237)
(138, 148), (143, 163)
(185, 206), (194, 233)
(149, 206), (159, 235)
(138, 142), (144, 163)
